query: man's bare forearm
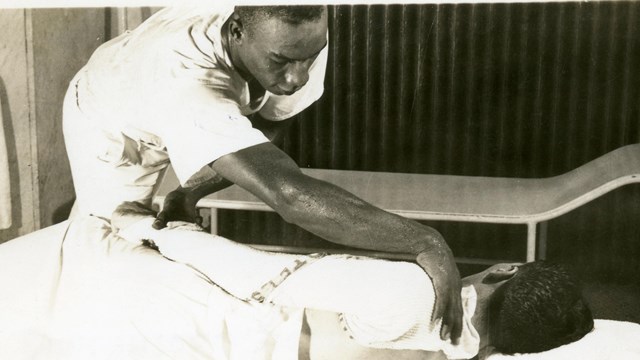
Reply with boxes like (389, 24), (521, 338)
(210, 143), (448, 257)
(277, 174), (447, 256)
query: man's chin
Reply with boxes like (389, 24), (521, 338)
(269, 86), (296, 96)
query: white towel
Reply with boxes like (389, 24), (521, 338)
(0, 99), (11, 230)
(486, 319), (640, 360)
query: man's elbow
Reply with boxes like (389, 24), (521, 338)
(271, 181), (316, 225)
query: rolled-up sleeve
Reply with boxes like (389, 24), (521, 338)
(156, 83), (269, 186)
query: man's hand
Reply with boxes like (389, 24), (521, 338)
(153, 189), (202, 229)
(416, 251), (463, 345)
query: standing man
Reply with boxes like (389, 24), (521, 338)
(63, 5), (463, 342)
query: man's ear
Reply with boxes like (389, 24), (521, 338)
(228, 13), (245, 42)
(482, 264), (519, 284)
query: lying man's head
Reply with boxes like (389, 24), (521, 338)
(226, 5), (327, 96)
(466, 261), (594, 356)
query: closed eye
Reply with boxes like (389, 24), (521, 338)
(271, 58), (288, 65)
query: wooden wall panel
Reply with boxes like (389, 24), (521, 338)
(0, 8), (108, 242)
(0, 9), (37, 242)
(29, 8), (107, 227)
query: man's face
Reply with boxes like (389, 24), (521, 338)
(236, 12), (328, 96)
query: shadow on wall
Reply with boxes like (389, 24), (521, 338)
(0, 76), (22, 239)
(52, 198), (75, 225)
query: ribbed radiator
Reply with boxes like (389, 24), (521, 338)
(217, 2), (640, 282)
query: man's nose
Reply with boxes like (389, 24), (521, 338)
(283, 61), (310, 92)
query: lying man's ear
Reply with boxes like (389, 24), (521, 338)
(482, 264), (520, 284)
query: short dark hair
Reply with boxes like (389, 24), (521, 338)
(235, 5), (325, 33)
(487, 261), (594, 354)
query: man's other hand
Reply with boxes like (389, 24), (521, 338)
(416, 251), (463, 345)
(153, 189), (202, 229)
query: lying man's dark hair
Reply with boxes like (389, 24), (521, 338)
(487, 261), (594, 354)
(235, 5), (325, 31)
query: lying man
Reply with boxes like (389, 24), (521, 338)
(105, 202), (596, 359)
